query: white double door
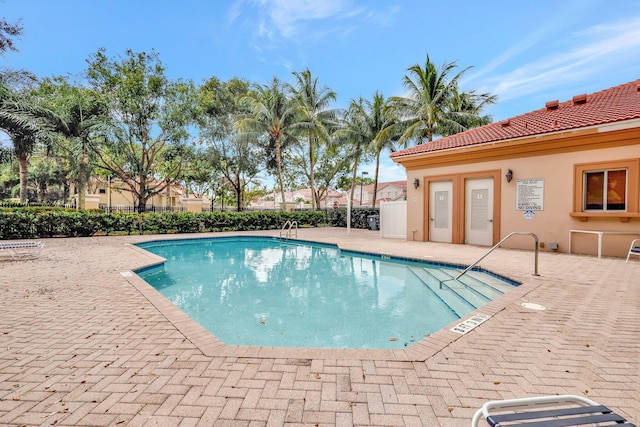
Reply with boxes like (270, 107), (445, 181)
(428, 178), (494, 245)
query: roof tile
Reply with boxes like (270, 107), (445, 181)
(391, 79), (640, 158)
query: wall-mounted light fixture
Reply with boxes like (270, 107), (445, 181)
(413, 178), (420, 189)
(505, 169), (513, 183)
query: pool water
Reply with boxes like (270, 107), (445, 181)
(136, 237), (516, 349)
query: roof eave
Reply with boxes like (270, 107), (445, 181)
(391, 117), (640, 164)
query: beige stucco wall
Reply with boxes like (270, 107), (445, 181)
(405, 143), (640, 257)
(93, 184), (175, 208)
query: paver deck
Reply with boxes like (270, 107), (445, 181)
(0, 228), (638, 426)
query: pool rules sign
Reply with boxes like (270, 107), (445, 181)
(516, 178), (544, 213)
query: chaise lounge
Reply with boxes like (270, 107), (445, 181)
(471, 394), (637, 426)
(0, 241), (45, 260)
(626, 239), (640, 263)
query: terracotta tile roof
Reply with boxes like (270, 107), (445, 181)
(391, 79), (640, 159)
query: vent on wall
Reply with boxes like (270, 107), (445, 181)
(545, 100), (559, 110)
(572, 94), (587, 105)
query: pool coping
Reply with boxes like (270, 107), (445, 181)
(123, 237), (542, 362)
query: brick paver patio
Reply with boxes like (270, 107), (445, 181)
(1, 228), (638, 426)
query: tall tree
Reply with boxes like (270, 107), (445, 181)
(386, 55), (496, 145)
(86, 49), (196, 212)
(340, 92), (397, 207)
(36, 76), (108, 209)
(0, 83), (64, 202)
(197, 77), (260, 211)
(236, 77), (296, 212)
(287, 69), (337, 209)
(339, 98), (372, 205)
(291, 132), (351, 208)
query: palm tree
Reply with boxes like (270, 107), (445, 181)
(341, 92), (397, 207)
(236, 77), (296, 211)
(386, 55), (496, 145)
(37, 78), (109, 209)
(0, 17), (23, 55)
(0, 83), (65, 202)
(287, 69), (337, 210)
(338, 98), (372, 206)
(440, 86), (497, 135)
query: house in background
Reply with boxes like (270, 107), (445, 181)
(356, 181), (407, 206)
(251, 181), (406, 210)
(252, 188), (346, 210)
(81, 178), (209, 212)
(391, 79), (640, 258)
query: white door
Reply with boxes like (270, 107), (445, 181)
(429, 181), (453, 243)
(465, 178), (494, 246)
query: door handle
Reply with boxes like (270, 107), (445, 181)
(488, 219), (493, 222)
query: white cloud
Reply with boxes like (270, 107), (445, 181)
(267, 0), (352, 38)
(230, 0), (356, 40)
(228, 0), (398, 45)
(479, 15), (640, 102)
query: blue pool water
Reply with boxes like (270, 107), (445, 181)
(136, 237), (517, 349)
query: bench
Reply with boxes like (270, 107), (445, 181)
(568, 230), (640, 259)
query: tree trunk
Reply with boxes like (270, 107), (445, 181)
(63, 181), (70, 203)
(37, 180), (46, 202)
(236, 176), (242, 212)
(275, 138), (287, 212)
(308, 134), (315, 210)
(372, 151), (381, 208)
(137, 181), (147, 213)
(77, 149), (89, 210)
(18, 154), (29, 203)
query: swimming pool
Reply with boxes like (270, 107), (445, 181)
(136, 237), (517, 349)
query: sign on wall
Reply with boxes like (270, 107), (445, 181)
(516, 178), (544, 211)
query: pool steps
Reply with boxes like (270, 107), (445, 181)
(408, 266), (512, 318)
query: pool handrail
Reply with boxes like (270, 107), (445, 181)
(279, 220), (298, 238)
(455, 232), (539, 280)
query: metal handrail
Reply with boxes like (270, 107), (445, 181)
(455, 232), (540, 280)
(279, 220), (298, 238)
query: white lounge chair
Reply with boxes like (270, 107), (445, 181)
(471, 394), (637, 426)
(626, 238), (640, 263)
(0, 241), (45, 260)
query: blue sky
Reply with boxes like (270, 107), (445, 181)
(2, 0), (640, 184)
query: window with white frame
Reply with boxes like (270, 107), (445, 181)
(583, 169), (627, 211)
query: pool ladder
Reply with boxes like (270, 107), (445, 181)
(280, 220), (298, 238)
(440, 232), (539, 289)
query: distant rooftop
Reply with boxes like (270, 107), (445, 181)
(391, 79), (640, 159)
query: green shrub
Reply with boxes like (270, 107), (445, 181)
(322, 207), (378, 228)
(0, 208), (331, 239)
(0, 210), (39, 239)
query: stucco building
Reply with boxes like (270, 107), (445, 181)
(356, 181), (407, 206)
(391, 79), (640, 258)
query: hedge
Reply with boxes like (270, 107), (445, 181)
(0, 206), (381, 240)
